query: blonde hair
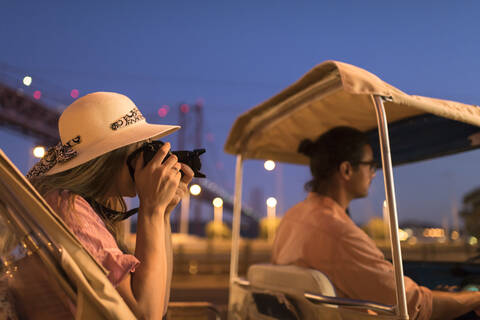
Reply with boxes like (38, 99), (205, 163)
(29, 143), (139, 242)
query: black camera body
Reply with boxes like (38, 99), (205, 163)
(127, 141), (206, 180)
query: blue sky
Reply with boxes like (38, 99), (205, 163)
(1, 1), (480, 226)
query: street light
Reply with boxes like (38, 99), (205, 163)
(23, 76), (32, 86)
(264, 160), (275, 171)
(189, 184), (201, 196)
(32, 146), (45, 158)
(266, 197), (277, 218)
(213, 197), (223, 223)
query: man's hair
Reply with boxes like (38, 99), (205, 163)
(298, 126), (369, 193)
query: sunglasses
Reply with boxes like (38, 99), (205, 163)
(355, 160), (379, 171)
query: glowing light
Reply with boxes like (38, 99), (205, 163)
(469, 236), (478, 246)
(422, 228), (445, 238)
(264, 160), (276, 171)
(70, 89), (79, 99)
(398, 228), (409, 241)
(212, 197), (223, 208)
(266, 197), (277, 208)
(188, 260), (198, 275)
(33, 90), (42, 100)
(189, 184), (201, 196)
(180, 103), (190, 114)
(32, 146), (45, 158)
(157, 107), (168, 118)
(23, 76), (32, 86)
(451, 230), (460, 241)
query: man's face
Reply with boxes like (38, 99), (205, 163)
(348, 144), (376, 199)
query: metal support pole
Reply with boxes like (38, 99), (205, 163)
(372, 95), (409, 320)
(179, 193), (190, 234)
(229, 154), (243, 283)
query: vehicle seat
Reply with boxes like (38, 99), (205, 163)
(247, 264), (397, 320)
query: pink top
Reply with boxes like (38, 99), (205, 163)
(45, 190), (140, 287)
(272, 193), (433, 320)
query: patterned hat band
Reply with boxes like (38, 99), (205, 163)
(110, 107), (145, 131)
(26, 136), (81, 179)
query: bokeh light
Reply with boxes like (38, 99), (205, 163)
(469, 236), (478, 246)
(33, 90), (42, 100)
(451, 230), (460, 241)
(398, 229), (409, 241)
(157, 107), (168, 118)
(206, 133), (214, 142)
(212, 197), (223, 208)
(190, 184), (201, 196)
(23, 76), (32, 86)
(32, 146), (45, 158)
(266, 197), (277, 208)
(70, 89), (79, 99)
(196, 97), (205, 107)
(264, 160), (276, 171)
(180, 103), (190, 114)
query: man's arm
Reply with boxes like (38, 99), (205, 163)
(431, 290), (480, 320)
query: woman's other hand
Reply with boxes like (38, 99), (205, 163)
(165, 163), (194, 215)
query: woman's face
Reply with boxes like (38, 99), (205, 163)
(112, 143), (143, 197)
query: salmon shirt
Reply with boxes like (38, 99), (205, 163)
(45, 190), (139, 287)
(272, 193), (433, 320)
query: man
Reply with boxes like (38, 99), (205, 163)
(272, 126), (480, 320)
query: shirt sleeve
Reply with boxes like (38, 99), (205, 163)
(334, 226), (433, 320)
(45, 191), (140, 287)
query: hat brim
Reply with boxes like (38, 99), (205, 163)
(46, 121), (180, 175)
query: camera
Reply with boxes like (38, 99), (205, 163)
(127, 141), (206, 180)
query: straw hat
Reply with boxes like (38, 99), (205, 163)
(28, 92), (179, 177)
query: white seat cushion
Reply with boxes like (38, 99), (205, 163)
(248, 264), (336, 297)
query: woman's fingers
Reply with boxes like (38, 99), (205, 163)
(179, 163), (194, 184)
(149, 141), (171, 166)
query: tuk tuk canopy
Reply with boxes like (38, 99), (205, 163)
(224, 60), (480, 165)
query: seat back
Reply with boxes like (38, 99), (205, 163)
(248, 264), (336, 298)
(246, 264), (397, 320)
(0, 149), (135, 320)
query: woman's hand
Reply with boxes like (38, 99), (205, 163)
(165, 163), (194, 215)
(134, 142), (181, 214)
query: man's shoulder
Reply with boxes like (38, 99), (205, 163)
(281, 197), (349, 233)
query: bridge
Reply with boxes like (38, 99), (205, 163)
(0, 80), (259, 235)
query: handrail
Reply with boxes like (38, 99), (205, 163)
(304, 292), (396, 315)
(232, 277), (250, 288)
(235, 277), (396, 315)
(372, 95), (409, 320)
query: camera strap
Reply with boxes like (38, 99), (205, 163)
(84, 197), (138, 222)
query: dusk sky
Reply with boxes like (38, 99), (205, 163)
(1, 1), (480, 227)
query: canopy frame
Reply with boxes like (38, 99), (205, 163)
(372, 95), (408, 320)
(228, 94), (410, 320)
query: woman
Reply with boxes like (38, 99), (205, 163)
(28, 92), (193, 319)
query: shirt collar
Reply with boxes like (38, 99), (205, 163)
(306, 192), (351, 220)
